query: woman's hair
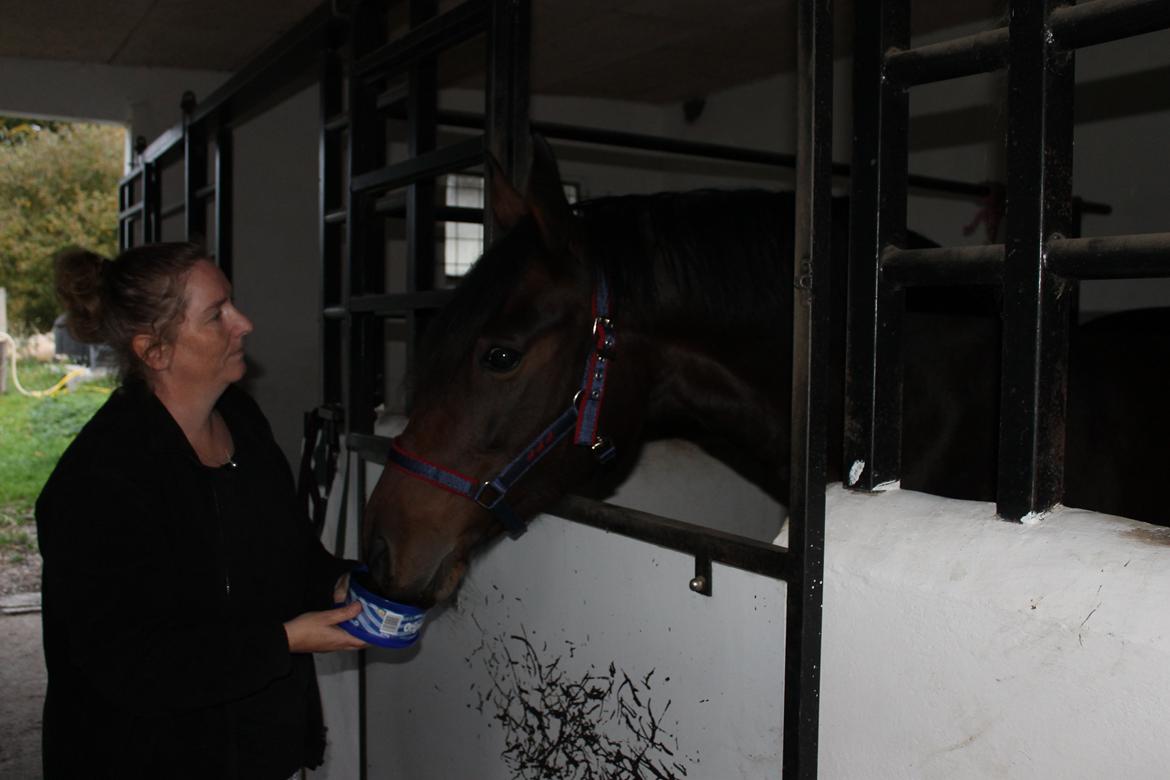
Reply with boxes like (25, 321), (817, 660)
(54, 242), (209, 380)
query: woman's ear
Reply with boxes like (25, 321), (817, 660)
(132, 333), (171, 373)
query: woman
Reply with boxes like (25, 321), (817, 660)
(37, 242), (367, 779)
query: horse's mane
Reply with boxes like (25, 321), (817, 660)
(413, 189), (795, 397)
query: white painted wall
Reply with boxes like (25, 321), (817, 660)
(326, 434), (1170, 779)
(231, 84), (322, 464)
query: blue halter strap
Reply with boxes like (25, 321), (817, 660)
(386, 273), (617, 538)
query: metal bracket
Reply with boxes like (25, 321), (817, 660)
(689, 555), (712, 597)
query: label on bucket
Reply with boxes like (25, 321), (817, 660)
(379, 609), (402, 635)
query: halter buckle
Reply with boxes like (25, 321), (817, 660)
(475, 481), (505, 509)
(593, 317), (616, 358)
(591, 436), (617, 463)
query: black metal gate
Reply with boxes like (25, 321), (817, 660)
(846, 0), (1170, 521)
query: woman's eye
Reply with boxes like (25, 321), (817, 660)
(483, 346), (522, 372)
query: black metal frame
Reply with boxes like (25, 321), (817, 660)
(846, 0), (1170, 521)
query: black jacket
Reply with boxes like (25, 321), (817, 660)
(36, 380), (351, 779)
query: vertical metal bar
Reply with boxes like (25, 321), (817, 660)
(844, 0), (909, 493)
(786, 0), (830, 776)
(182, 93), (208, 244)
(997, 0), (1076, 520)
(485, 0), (532, 244)
(346, 0), (388, 438)
(321, 46), (346, 407)
(143, 160), (161, 243)
(214, 129), (234, 281)
(407, 0), (439, 375)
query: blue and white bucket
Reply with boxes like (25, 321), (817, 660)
(338, 568), (427, 648)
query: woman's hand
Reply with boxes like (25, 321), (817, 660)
(283, 602), (368, 653)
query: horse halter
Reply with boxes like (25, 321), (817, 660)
(386, 273), (618, 538)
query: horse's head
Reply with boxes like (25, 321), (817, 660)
(362, 138), (644, 606)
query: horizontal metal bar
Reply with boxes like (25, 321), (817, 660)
(344, 432), (794, 582)
(431, 110), (1111, 213)
(351, 136), (484, 194)
(324, 289), (455, 318)
(194, 183), (216, 200)
(1051, 0), (1170, 50)
(141, 125), (184, 163)
(324, 113), (350, 132)
(375, 82), (410, 113)
(354, 0), (489, 79)
(375, 199), (483, 223)
(324, 208), (348, 225)
(1046, 232), (1170, 278)
(348, 433), (391, 461)
(885, 28), (1009, 87)
(118, 203), (144, 220)
(550, 495), (795, 583)
(118, 169), (143, 188)
(881, 243), (1004, 286)
(159, 200), (185, 219)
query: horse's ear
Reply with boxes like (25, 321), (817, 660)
(525, 134), (577, 253)
(486, 153), (528, 230)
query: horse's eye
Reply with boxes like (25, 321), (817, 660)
(483, 346), (522, 372)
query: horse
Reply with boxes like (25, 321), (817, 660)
(360, 136), (1169, 607)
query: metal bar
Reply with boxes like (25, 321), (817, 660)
(214, 129), (233, 280)
(160, 201), (185, 219)
(194, 183), (217, 200)
(118, 203), (145, 221)
(141, 125), (184, 164)
(885, 27), (1009, 87)
(324, 290), (454, 318)
(881, 244), (1005, 286)
(354, 0), (490, 79)
(1046, 232), (1170, 278)
(998, 0), (1078, 521)
(376, 201), (483, 223)
(1051, 0), (1170, 50)
(844, 0), (909, 494)
(324, 113), (350, 133)
(785, 0), (831, 774)
(552, 495), (795, 582)
(183, 93), (207, 242)
(350, 136), (484, 194)
(321, 45), (345, 406)
(143, 161), (161, 242)
(485, 0), (533, 244)
(429, 109), (1111, 213)
(407, 0), (440, 382)
(345, 0), (390, 443)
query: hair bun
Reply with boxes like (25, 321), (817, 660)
(54, 247), (109, 344)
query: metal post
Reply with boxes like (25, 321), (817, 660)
(997, 0), (1077, 520)
(844, 0), (909, 493)
(406, 0), (439, 373)
(485, 0), (532, 244)
(786, 0), (831, 775)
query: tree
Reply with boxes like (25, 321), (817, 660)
(0, 120), (123, 332)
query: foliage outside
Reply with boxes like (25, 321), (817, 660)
(0, 361), (114, 559)
(0, 118), (125, 332)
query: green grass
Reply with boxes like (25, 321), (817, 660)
(1, 360), (116, 555)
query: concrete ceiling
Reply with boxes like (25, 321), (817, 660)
(0, 0), (1003, 103)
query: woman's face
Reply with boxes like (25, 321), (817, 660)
(166, 259), (254, 390)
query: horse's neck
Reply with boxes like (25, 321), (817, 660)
(587, 190), (799, 488)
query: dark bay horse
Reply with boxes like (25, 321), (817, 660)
(362, 138), (1169, 607)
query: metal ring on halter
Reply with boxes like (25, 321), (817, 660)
(474, 481), (505, 509)
(592, 316), (614, 337)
